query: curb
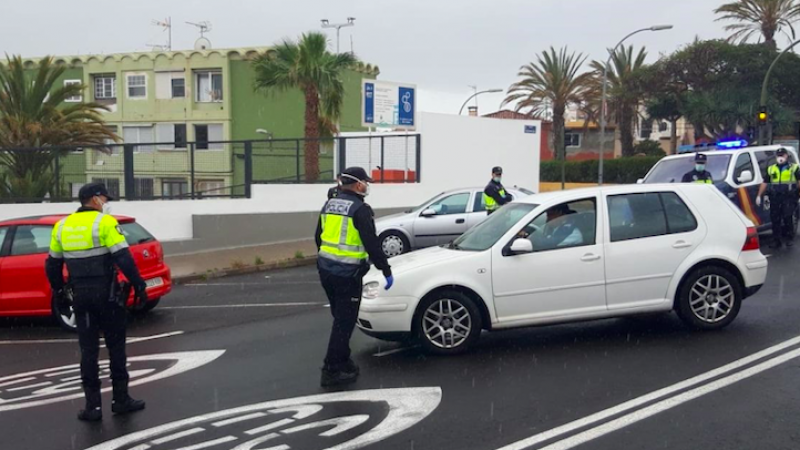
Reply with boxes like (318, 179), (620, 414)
(173, 256), (318, 285)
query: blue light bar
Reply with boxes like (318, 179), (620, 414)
(716, 139), (748, 149)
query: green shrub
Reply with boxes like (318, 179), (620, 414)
(633, 140), (665, 157)
(541, 156), (662, 184)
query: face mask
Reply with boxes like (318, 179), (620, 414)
(493, 177), (502, 183)
(361, 181), (371, 197)
(695, 164), (705, 172)
(96, 197), (111, 214)
(778, 157), (787, 165)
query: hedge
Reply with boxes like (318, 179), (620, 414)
(540, 156), (663, 184)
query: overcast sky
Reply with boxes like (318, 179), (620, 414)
(2, 0), (746, 114)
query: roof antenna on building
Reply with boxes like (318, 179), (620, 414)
(148, 17), (172, 51)
(186, 21), (213, 50)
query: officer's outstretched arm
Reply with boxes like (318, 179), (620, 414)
(353, 206), (392, 277)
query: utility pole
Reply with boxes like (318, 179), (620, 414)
(321, 17), (356, 53)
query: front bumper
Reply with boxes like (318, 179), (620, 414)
(357, 295), (417, 334)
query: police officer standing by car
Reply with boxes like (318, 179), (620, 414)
(681, 153), (714, 184)
(484, 166), (513, 215)
(757, 148), (800, 248)
(45, 182), (149, 421)
(315, 167), (392, 387)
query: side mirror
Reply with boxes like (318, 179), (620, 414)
(738, 170), (754, 184)
(509, 238), (533, 255)
(636, 178), (644, 184)
(421, 208), (437, 217)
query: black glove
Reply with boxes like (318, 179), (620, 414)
(54, 288), (72, 312)
(134, 284), (148, 308)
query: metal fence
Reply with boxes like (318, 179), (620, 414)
(0, 134), (421, 203)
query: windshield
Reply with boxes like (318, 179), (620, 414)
(644, 154), (731, 183)
(452, 203), (537, 251)
(119, 222), (156, 245)
(406, 192), (446, 213)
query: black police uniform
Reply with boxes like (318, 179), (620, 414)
(44, 183), (148, 421)
(765, 163), (800, 245)
(484, 167), (513, 215)
(681, 169), (713, 183)
(327, 185), (341, 200)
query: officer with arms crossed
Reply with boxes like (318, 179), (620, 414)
(484, 166), (513, 215)
(315, 167), (393, 387)
(45, 182), (149, 421)
(681, 153), (713, 184)
(756, 148), (800, 249)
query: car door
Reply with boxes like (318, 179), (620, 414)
(413, 191), (471, 247)
(0, 225), (55, 314)
(492, 197), (607, 324)
(603, 191), (705, 311)
(724, 151), (764, 227)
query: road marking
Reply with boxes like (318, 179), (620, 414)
(184, 282), (318, 287)
(159, 303), (324, 310)
(151, 427), (206, 445)
(0, 377), (36, 388)
(245, 418), (295, 436)
(495, 334), (800, 450)
(6, 381), (52, 392)
(211, 412), (268, 427)
(0, 330), (184, 346)
(537, 346), (800, 450)
(373, 347), (413, 357)
(173, 436), (237, 450)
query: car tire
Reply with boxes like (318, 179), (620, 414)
(133, 298), (161, 315)
(676, 266), (742, 330)
(51, 295), (77, 333)
(414, 290), (482, 355)
(380, 231), (410, 258)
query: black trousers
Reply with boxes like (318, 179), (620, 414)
(770, 193), (798, 242)
(319, 271), (363, 371)
(72, 282), (129, 391)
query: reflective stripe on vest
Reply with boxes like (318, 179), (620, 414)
(484, 189), (506, 211)
(60, 212), (108, 258)
(318, 198), (368, 265)
(694, 178), (713, 184)
(768, 164), (799, 184)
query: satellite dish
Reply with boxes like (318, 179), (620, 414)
(194, 37), (212, 50)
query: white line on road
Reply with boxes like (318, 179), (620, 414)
(0, 331), (184, 346)
(150, 427), (206, 445)
(6, 381), (52, 392)
(159, 303), (324, 310)
(0, 377), (36, 388)
(496, 334), (800, 450)
(373, 347), (413, 357)
(184, 282), (319, 287)
(537, 346), (800, 450)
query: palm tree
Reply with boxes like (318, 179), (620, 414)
(714, 0), (800, 47)
(252, 32), (357, 182)
(591, 46), (649, 157)
(0, 55), (116, 201)
(504, 47), (591, 162)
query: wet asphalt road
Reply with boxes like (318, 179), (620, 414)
(1, 245), (800, 450)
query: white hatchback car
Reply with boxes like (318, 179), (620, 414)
(358, 183), (768, 354)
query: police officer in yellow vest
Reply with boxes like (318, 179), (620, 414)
(484, 166), (513, 215)
(681, 153), (714, 184)
(757, 148), (800, 248)
(45, 182), (149, 421)
(315, 167), (392, 387)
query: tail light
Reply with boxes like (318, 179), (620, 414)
(742, 227), (760, 251)
(157, 243), (164, 264)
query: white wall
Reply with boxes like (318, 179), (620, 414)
(0, 113), (540, 243)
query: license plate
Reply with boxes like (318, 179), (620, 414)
(145, 277), (163, 289)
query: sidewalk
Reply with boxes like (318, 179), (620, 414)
(166, 239), (318, 282)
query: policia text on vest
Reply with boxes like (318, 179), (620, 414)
(315, 168), (392, 388)
(45, 182), (149, 422)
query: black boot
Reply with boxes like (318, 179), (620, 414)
(771, 239), (783, 249)
(321, 364), (359, 387)
(78, 388), (102, 422)
(111, 381), (145, 415)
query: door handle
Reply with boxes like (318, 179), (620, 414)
(580, 254), (601, 262)
(673, 241), (692, 249)
(456, 219), (465, 224)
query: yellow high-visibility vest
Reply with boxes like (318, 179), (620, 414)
(318, 197), (368, 265)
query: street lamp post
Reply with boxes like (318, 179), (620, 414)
(759, 38), (800, 145)
(459, 89), (503, 115)
(321, 17), (355, 53)
(598, 25), (673, 185)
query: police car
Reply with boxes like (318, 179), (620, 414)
(640, 141), (800, 233)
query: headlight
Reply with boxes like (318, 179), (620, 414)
(362, 281), (381, 300)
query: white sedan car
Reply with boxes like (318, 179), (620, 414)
(358, 183), (768, 354)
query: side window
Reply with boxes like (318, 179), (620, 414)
(10, 226), (53, 256)
(427, 193), (470, 216)
(733, 153), (755, 184)
(474, 191), (515, 213)
(661, 192), (698, 234)
(609, 193), (667, 242)
(518, 199), (596, 252)
(0, 227), (8, 255)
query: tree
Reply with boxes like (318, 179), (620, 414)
(714, 0), (800, 48)
(645, 94), (683, 154)
(0, 56), (116, 201)
(503, 47), (591, 162)
(252, 32), (357, 182)
(591, 46), (649, 157)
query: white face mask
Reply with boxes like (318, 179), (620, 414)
(341, 174), (370, 197)
(96, 197), (111, 214)
(778, 157), (788, 165)
(360, 181), (371, 197)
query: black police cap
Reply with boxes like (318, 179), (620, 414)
(777, 148), (789, 156)
(78, 182), (115, 202)
(492, 166), (503, 175)
(695, 153), (708, 163)
(340, 167), (373, 185)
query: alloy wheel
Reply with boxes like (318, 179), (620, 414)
(689, 275), (734, 324)
(422, 299), (472, 349)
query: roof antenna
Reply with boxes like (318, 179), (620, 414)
(148, 17), (172, 51)
(186, 21), (213, 50)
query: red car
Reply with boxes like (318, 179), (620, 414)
(0, 215), (171, 331)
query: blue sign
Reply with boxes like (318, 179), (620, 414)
(364, 83), (375, 125)
(524, 125), (537, 134)
(398, 87), (415, 127)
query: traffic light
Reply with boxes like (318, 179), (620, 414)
(758, 107), (769, 125)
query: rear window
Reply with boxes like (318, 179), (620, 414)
(644, 154), (731, 183)
(119, 222), (156, 245)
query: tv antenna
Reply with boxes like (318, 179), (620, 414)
(147, 17), (172, 51)
(186, 21), (213, 50)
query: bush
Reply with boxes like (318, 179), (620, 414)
(633, 140), (665, 157)
(541, 156), (663, 184)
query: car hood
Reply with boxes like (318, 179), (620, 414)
(367, 245), (474, 279)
